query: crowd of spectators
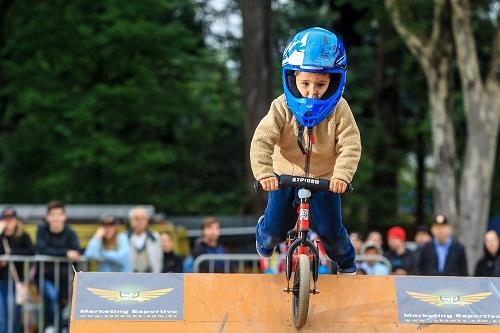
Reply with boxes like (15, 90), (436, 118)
(0, 201), (499, 332)
(354, 213), (485, 277)
(0, 202), (216, 333)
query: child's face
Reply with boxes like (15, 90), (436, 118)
(295, 71), (330, 98)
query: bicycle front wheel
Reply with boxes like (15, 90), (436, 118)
(292, 254), (311, 328)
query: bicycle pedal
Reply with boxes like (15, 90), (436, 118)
(310, 289), (320, 295)
(282, 287), (292, 293)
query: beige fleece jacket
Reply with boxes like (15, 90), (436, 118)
(250, 94), (361, 183)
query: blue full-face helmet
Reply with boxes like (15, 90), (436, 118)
(282, 27), (347, 127)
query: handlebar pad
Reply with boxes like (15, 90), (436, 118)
(255, 174), (353, 193)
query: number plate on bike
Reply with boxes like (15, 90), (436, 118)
(299, 209), (309, 220)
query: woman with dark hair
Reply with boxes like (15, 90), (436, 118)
(84, 216), (131, 272)
(474, 230), (500, 277)
(0, 207), (35, 333)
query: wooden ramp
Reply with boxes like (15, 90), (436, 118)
(70, 274), (500, 333)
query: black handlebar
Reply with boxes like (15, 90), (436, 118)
(254, 174), (353, 193)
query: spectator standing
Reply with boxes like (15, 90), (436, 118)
(84, 216), (131, 272)
(384, 226), (413, 275)
(124, 207), (162, 273)
(0, 207), (34, 333)
(418, 214), (468, 276)
(36, 200), (80, 332)
(192, 217), (226, 273)
(160, 232), (183, 273)
(359, 241), (389, 275)
(407, 225), (432, 274)
(474, 230), (500, 277)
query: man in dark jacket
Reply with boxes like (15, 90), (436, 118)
(36, 200), (80, 332)
(417, 214), (468, 276)
(192, 217), (226, 273)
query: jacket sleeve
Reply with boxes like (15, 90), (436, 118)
(250, 99), (287, 180)
(84, 237), (103, 260)
(331, 100), (362, 183)
(68, 229), (81, 252)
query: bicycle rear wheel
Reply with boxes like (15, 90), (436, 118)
(292, 254), (311, 328)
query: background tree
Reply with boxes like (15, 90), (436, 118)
(0, 0), (246, 214)
(451, 0), (500, 267)
(241, 0), (273, 211)
(386, 0), (457, 226)
(387, 0), (499, 268)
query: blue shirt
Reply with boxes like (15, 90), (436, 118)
(434, 237), (452, 272)
(359, 262), (390, 276)
(84, 233), (132, 272)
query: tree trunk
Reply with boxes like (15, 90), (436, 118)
(241, 0), (273, 212)
(370, 21), (403, 229)
(451, 0), (500, 271)
(385, 0), (458, 226)
(426, 67), (458, 227)
(415, 120), (425, 226)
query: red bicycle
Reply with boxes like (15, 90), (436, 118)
(256, 174), (351, 328)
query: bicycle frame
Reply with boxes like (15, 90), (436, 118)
(284, 188), (321, 294)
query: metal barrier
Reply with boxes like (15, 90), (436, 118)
(192, 253), (392, 274)
(0, 255), (88, 333)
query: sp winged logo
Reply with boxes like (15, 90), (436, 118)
(86, 287), (173, 303)
(406, 291), (492, 307)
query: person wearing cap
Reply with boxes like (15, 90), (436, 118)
(84, 216), (131, 272)
(0, 207), (34, 333)
(384, 226), (413, 275)
(359, 241), (389, 275)
(417, 214), (468, 276)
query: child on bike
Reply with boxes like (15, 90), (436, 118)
(250, 27), (361, 274)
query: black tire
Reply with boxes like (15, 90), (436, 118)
(292, 254), (311, 328)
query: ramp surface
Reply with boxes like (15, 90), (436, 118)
(70, 274), (500, 332)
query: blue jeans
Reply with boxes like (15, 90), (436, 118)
(256, 187), (355, 269)
(42, 280), (63, 331)
(0, 280), (20, 333)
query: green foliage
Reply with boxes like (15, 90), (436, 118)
(0, 0), (245, 213)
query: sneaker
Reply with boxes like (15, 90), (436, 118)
(337, 264), (357, 275)
(256, 241), (275, 258)
(256, 216), (275, 258)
